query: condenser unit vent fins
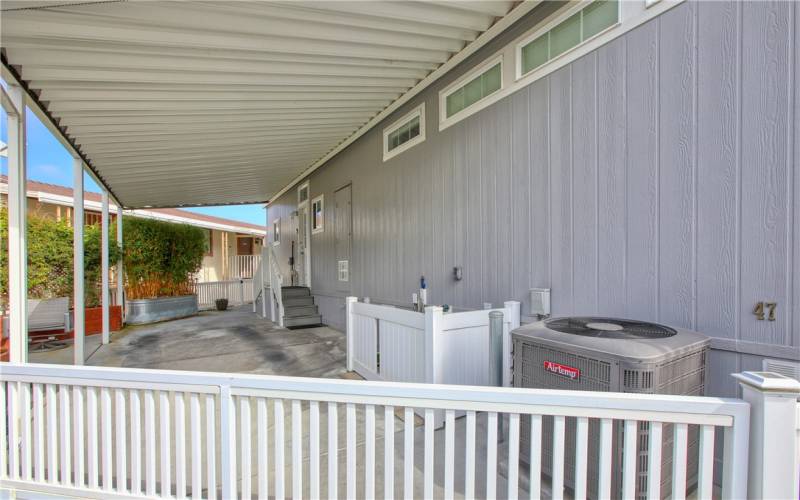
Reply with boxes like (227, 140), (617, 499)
(544, 317), (676, 339)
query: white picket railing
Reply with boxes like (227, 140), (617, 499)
(347, 298), (520, 389)
(227, 255), (261, 280)
(267, 246), (284, 327)
(251, 247), (268, 318)
(194, 279), (253, 310)
(0, 363), (758, 500)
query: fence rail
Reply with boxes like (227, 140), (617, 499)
(193, 279), (253, 310)
(0, 363), (754, 500)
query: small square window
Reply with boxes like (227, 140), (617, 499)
(441, 58), (503, 123)
(311, 195), (324, 234)
(272, 219), (281, 246)
(383, 103), (426, 161)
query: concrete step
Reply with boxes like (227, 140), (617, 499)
(284, 304), (318, 318)
(283, 295), (314, 307)
(281, 286), (311, 298)
(284, 314), (322, 328)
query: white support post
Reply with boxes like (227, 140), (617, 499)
(733, 371), (800, 499)
(424, 306), (443, 385)
(73, 159), (85, 365)
(345, 296), (357, 372)
(116, 205), (124, 321)
(503, 301), (521, 387)
(6, 84), (27, 363)
(101, 190), (110, 344)
(261, 248), (267, 318)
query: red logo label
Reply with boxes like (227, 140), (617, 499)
(544, 361), (581, 380)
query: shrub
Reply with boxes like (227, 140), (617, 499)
(0, 207), (121, 308)
(116, 216), (205, 299)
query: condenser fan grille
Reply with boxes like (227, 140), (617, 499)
(544, 317), (677, 339)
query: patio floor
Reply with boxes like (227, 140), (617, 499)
(29, 305), (347, 378)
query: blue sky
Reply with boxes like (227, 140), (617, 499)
(0, 108), (266, 226)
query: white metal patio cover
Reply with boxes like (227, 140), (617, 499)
(0, 0), (534, 209)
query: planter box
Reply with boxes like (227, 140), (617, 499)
(84, 305), (123, 334)
(126, 295), (198, 325)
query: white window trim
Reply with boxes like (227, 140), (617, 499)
(514, 0), (621, 82)
(436, 0), (682, 132)
(311, 194), (324, 234)
(438, 54), (504, 131)
(382, 103), (426, 162)
(297, 181), (310, 207)
(272, 218), (281, 246)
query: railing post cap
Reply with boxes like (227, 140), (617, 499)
(732, 371), (800, 393)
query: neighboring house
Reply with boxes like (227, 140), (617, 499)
(0, 176), (265, 282)
(266, 0), (800, 399)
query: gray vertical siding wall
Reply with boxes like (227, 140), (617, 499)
(269, 0), (800, 396)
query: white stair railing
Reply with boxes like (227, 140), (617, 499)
(0, 363), (765, 500)
(267, 246), (284, 327)
(251, 247), (269, 317)
(252, 254), (263, 314)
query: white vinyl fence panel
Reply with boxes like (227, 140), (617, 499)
(0, 363), (756, 500)
(194, 279), (253, 310)
(346, 297), (520, 388)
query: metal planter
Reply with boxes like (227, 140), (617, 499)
(125, 295), (199, 325)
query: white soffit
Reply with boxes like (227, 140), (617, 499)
(0, 0), (521, 208)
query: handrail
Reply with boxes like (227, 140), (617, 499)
(252, 255), (263, 314)
(267, 245), (284, 326)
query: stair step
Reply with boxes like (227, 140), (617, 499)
(284, 304), (318, 318)
(281, 286), (311, 298)
(283, 314), (322, 328)
(283, 296), (314, 307)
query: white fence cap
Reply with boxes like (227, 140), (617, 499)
(733, 371), (800, 393)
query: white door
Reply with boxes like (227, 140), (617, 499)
(297, 183), (312, 287)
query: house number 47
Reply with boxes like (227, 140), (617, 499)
(753, 302), (777, 321)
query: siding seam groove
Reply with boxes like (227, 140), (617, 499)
(692, 1), (699, 330)
(735, 0), (743, 344)
(786, 0), (796, 347)
(594, 52), (600, 315)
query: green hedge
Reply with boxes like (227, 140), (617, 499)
(116, 216), (205, 299)
(0, 207), (121, 307)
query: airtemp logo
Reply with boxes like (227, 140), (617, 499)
(544, 361), (580, 380)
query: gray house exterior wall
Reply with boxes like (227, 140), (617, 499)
(268, 0), (800, 397)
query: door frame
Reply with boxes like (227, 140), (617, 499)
(297, 181), (312, 287)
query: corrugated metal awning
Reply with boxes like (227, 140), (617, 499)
(1, 0), (526, 208)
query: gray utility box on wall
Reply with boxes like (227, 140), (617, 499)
(512, 317), (709, 499)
